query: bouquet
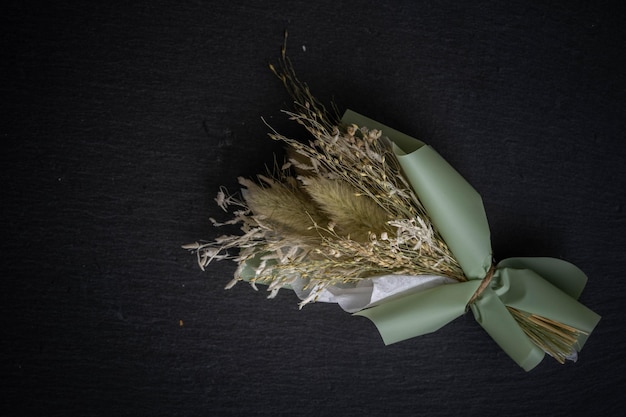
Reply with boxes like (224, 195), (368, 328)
(184, 41), (600, 371)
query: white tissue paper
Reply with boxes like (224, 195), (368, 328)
(291, 274), (456, 313)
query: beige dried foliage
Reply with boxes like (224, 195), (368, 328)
(239, 176), (327, 239)
(301, 176), (392, 242)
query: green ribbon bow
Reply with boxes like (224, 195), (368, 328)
(342, 110), (600, 371)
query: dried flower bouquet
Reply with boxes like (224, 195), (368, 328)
(185, 41), (600, 371)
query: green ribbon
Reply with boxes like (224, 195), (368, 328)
(342, 110), (600, 371)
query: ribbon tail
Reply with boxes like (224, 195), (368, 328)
(354, 281), (480, 345)
(496, 267), (601, 352)
(470, 288), (545, 371)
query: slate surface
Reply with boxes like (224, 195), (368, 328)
(2, 1), (625, 416)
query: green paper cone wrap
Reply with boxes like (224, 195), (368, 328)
(343, 110), (600, 371)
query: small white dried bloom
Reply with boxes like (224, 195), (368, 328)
(267, 279), (284, 298)
(199, 247), (227, 266)
(368, 129), (382, 141)
(210, 217), (242, 227)
(224, 277), (240, 290)
(215, 186), (237, 211)
(181, 242), (201, 250)
(297, 281), (327, 308)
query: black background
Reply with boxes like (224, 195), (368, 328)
(3, 1), (625, 416)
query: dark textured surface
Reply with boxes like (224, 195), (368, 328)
(2, 1), (625, 416)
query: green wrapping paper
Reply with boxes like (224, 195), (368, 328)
(343, 110), (600, 371)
